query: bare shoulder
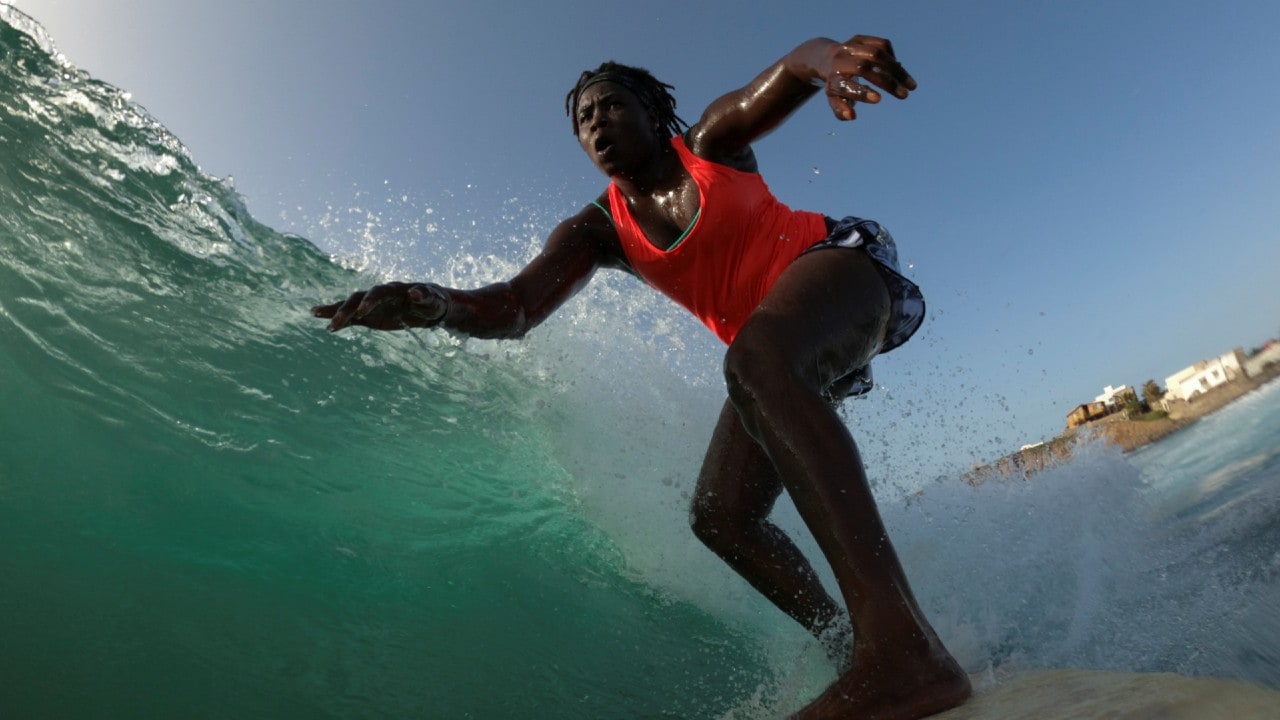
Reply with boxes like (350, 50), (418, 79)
(684, 60), (802, 172)
(685, 125), (759, 173)
(546, 195), (630, 273)
(502, 196), (629, 325)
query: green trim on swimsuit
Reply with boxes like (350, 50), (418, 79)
(591, 200), (649, 285)
(592, 199), (698, 252)
(591, 200), (613, 222)
(667, 208), (700, 251)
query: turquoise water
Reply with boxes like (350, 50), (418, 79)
(2, 8), (1278, 718)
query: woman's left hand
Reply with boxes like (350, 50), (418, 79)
(823, 35), (917, 120)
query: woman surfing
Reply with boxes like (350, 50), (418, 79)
(313, 33), (968, 720)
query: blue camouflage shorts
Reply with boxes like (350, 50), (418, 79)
(802, 216), (926, 397)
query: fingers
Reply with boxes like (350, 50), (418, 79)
(826, 34), (916, 120)
(841, 35), (917, 95)
(319, 289), (370, 332)
(316, 284), (400, 332)
(826, 75), (878, 119)
(312, 282), (446, 333)
(310, 302), (340, 319)
(827, 92), (858, 121)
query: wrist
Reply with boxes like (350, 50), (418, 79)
(409, 283), (450, 325)
(426, 284), (451, 323)
(788, 37), (839, 86)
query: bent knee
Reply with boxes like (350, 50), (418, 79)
(689, 504), (717, 545)
(689, 501), (751, 555)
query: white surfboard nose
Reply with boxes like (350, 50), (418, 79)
(932, 669), (1280, 720)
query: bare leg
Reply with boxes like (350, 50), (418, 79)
(720, 248), (969, 720)
(690, 400), (845, 642)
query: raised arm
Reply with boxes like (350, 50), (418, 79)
(687, 35), (916, 162)
(311, 203), (621, 340)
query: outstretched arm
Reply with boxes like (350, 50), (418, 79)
(688, 35), (916, 162)
(311, 203), (620, 340)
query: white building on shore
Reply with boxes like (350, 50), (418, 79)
(1164, 350), (1246, 403)
(1095, 384), (1131, 409)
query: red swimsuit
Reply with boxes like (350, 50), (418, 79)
(606, 136), (828, 345)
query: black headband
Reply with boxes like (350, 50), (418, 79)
(572, 71), (647, 116)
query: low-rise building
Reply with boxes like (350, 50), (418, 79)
(1067, 401), (1110, 429)
(1243, 340), (1280, 378)
(1095, 384), (1132, 410)
(1163, 349), (1246, 403)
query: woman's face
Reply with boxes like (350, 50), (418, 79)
(573, 81), (660, 177)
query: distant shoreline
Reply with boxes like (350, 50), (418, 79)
(1102, 363), (1279, 452)
(966, 366), (1280, 483)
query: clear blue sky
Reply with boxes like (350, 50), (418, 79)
(11, 0), (1280, 471)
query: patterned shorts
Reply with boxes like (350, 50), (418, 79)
(803, 216), (927, 397)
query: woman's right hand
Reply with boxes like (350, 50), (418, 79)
(311, 282), (450, 333)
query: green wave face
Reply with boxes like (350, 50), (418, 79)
(0, 12), (777, 719)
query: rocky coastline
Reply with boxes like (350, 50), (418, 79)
(966, 363), (1280, 484)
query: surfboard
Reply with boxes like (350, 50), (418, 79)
(933, 668), (1280, 719)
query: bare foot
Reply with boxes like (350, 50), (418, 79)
(788, 645), (971, 720)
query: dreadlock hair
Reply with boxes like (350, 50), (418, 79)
(565, 61), (689, 139)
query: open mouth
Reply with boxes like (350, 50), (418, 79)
(594, 136), (614, 156)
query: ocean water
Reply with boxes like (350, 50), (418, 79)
(2, 9), (1278, 719)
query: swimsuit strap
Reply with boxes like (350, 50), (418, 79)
(591, 200), (613, 224)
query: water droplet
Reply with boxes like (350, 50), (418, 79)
(812, 167), (821, 175)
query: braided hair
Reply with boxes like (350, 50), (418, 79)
(565, 61), (689, 139)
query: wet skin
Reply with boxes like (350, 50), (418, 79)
(313, 35), (969, 720)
